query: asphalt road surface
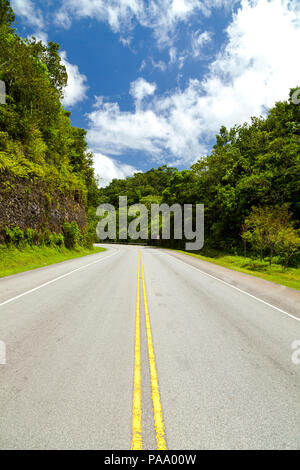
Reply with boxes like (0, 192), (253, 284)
(0, 244), (299, 450)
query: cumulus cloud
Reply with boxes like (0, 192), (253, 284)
(88, 101), (170, 157)
(55, 0), (236, 46)
(11, 0), (45, 30)
(12, 0), (47, 44)
(60, 51), (88, 107)
(130, 78), (157, 103)
(55, 0), (141, 32)
(86, 0), (300, 165)
(93, 153), (138, 187)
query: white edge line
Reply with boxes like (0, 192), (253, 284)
(160, 250), (300, 324)
(0, 249), (120, 308)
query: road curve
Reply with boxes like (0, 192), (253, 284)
(0, 244), (299, 449)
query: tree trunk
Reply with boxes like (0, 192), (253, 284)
(284, 253), (291, 270)
(269, 247), (273, 266)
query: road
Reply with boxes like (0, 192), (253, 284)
(0, 244), (299, 450)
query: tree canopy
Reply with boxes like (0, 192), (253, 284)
(0, 0), (97, 205)
(99, 89), (300, 266)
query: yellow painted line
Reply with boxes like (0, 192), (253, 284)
(140, 252), (168, 450)
(131, 251), (142, 450)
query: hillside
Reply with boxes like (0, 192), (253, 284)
(0, 0), (299, 279)
(99, 90), (300, 274)
(0, 0), (99, 251)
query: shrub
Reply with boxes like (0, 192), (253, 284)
(242, 204), (299, 267)
(49, 232), (64, 248)
(62, 221), (80, 249)
(277, 227), (300, 269)
(81, 223), (97, 249)
(55, 233), (64, 247)
(3, 226), (24, 247)
(24, 228), (38, 246)
(38, 229), (51, 247)
(1, 225), (77, 250)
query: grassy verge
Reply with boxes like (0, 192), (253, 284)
(0, 245), (106, 278)
(173, 249), (300, 291)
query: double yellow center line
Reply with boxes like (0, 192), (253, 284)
(131, 250), (167, 450)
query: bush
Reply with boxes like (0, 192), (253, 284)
(1, 224), (81, 250)
(242, 205), (300, 268)
(62, 221), (80, 249)
(24, 228), (38, 246)
(81, 223), (97, 248)
(49, 232), (64, 248)
(3, 226), (24, 247)
(55, 233), (64, 247)
(38, 229), (51, 247)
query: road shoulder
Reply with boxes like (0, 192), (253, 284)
(161, 249), (300, 319)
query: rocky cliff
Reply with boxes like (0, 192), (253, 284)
(0, 178), (86, 234)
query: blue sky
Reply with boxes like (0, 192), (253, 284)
(11, 0), (300, 186)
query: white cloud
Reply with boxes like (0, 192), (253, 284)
(141, 1), (238, 45)
(60, 51), (88, 107)
(55, 0), (236, 46)
(93, 153), (138, 187)
(192, 30), (213, 57)
(11, 0), (45, 30)
(119, 36), (133, 48)
(88, 100), (170, 157)
(169, 47), (187, 69)
(142, 0), (205, 45)
(150, 57), (167, 71)
(55, 9), (72, 29)
(12, 0), (47, 44)
(169, 47), (177, 64)
(55, 0), (142, 32)
(139, 60), (146, 72)
(130, 78), (157, 103)
(86, 0), (300, 165)
(28, 30), (48, 45)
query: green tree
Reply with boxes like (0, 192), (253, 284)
(277, 227), (300, 269)
(0, 0), (14, 27)
(242, 204), (296, 265)
(0, 1), (100, 247)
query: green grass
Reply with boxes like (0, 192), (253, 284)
(0, 245), (106, 278)
(173, 249), (300, 291)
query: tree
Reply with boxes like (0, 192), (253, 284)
(0, 0), (100, 244)
(97, 87), (300, 260)
(277, 227), (300, 269)
(0, 0), (14, 27)
(242, 208), (268, 262)
(242, 204), (296, 266)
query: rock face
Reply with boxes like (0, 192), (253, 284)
(0, 179), (86, 233)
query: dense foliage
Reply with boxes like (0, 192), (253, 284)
(0, 1), (299, 268)
(0, 0), (99, 248)
(99, 90), (300, 267)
